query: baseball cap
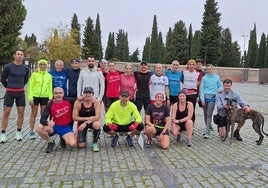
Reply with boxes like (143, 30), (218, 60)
(140, 61), (147, 65)
(71, 58), (79, 63)
(120, 90), (129, 97)
(83, 87), (94, 93)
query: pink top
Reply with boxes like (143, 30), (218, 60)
(105, 70), (121, 97)
(120, 74), (136, 100)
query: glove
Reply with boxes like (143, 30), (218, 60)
(129, 122), (139, 131)
(108, 123), (118, 131)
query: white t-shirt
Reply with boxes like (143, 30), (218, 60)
(150, 74), (169, 100)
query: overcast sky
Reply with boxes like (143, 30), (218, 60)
(21, 0), (268, 58)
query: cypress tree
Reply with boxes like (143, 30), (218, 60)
(95, 14), (103, 60)
(191, 30), (202, 60)
(150, 15), (159, 63)
(71, 13), (81, 46)
(81, 17), (98, 59)
(0, 0), (26, 65)
(247, 24), (258, 68)
(142, 37), (151, 62)
(201, 0), (222, 65)
(105, 32), (115, 60)
(256, 33), (266, 68)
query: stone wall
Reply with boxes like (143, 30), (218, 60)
(79, 60), (261, 83)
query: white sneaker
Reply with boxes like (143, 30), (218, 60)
(0, 134), (7, 143)
(15, 132), (23, 141)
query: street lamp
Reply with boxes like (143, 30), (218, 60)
(242, 34), (248, 82)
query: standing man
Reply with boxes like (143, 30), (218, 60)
(36, 87), (77, 153)
(134, 61), (152, 112)
(0, 49), (29, 143)
(27, 59), (53, 139)
(49, 59), (68, 97)
(65, 58), (80, 99)
(77, 55), (105, 101)
(165, 60), (184, 105)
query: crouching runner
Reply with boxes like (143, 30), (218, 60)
(103, 90), (144, 147)
(36, 87), (77, 153)
(72, 87), (101, 152)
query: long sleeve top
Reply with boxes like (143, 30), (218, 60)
(105, 100), (142, 125)
(77, 67), (105, 101)
(1, 62), (29, 89)
(27, 69), (53, 101)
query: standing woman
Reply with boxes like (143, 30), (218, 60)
(120, 63), (136, 103)
(145, 93), (170, 149)
(27, 59), (53, 139)
(200, 64), (222, 139)
(171, 90), (194, 147)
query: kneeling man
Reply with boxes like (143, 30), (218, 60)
(36, 87), (77, 153)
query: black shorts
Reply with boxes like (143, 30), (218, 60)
(155, 127), (169, 136)
(218, 116), (227, 128)
(105, 97), (119, 108)
(170, 96), (178, 105)
(103, 122), (144, 133)
(176, 122), (187, 132)
(4, 91), (25, 107)
(33, 97), (49, 105)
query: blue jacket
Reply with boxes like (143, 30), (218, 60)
(200, 73), (222, 102)
(65, 68), (80, 98)
(49, 69), (67, 96)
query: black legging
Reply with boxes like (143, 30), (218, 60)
(186, 94), (198, 123)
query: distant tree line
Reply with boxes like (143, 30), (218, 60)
(1, 0), (268, 68)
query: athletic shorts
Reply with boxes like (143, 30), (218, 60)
(105, 97), (119, 108)
(155, 127), (169, 136)
(33, 97), (49, 105)
(52, 125), (73, 137)
(170, 96), (178, 105)
(103, 122), (144, 133)
(218, 116), (227, 128)
(4, 91), (25, 107)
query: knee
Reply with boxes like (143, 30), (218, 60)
(69, 140), (77, 147)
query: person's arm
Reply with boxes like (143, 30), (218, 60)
(72, 101), (86, 122)
(77, 73), (82, 98)
(105, 106), (113, 125)
(27, 73), (34, 102)
(171, 103), (178, 124)
(24, 67), (30, 85)
(40, 101), (53, 125)
(234, 91), (250, 112)
(91, 100), (101, 122)
(98, 72), (105, 101)
(48, 74), (53, 100)
(1, 65), (8, 88)
(132, 104), (142, 123)
(162, 107), (170, 134)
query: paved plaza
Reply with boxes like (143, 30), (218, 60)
(0, 82), (268, 188)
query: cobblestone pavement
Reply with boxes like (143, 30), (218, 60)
(0, 82), (268, 188)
